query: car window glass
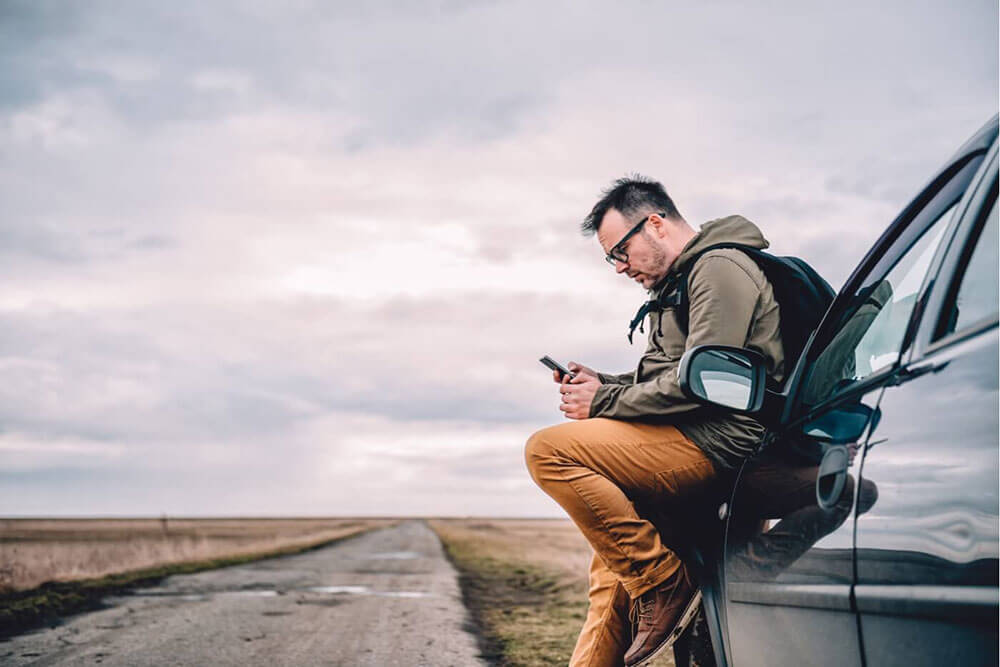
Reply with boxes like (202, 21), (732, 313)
(800, 205), (955, 406)
(938, 198), (999, 337)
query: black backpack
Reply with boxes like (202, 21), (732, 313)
(628, 243), (836, 379)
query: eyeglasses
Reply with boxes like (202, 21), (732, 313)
(604, 212), (663, 266)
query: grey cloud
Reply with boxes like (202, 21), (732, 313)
(0, 290), (613, 451)
(129, 234), (174, 250)
(0, 223), (91, 263)
(2, 0), (994, 259)
(469, 215), (591, 265)
(0, 221), (175, 264)
(796, 232), (877, 290)
(0, 1), (556, 142)
(1, 0), (995, 515)
(825, 173), (917, 205)
(5, 1), (991, 147)
(0, 2), (86, 110)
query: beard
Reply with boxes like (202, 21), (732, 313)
(641, 235), (670, 289)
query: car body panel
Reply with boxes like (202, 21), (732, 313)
(855, 328), (999, 665)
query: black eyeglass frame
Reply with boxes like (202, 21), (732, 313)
(604, 212), (665, 266)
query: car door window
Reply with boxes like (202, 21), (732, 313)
(936, 195), (999, 338)
(799, 206), (954, 407)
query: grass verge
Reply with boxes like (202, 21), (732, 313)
(0, 524), (383, 638)
(429, 520), (589, 667)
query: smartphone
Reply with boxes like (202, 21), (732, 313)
(539, 355), (574, 380)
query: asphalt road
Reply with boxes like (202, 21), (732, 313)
(2, 520), (487, 666)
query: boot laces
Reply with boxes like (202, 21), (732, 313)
(628, 569), (689, 634)
(628, 595), (656, 630)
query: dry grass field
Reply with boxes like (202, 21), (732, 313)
(0, 517), (393, 593)
(429, 518), (677, 667)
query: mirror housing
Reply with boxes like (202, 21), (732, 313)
(678, 345), (769, 414)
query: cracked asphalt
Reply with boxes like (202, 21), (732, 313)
(1, 520), (487, 666)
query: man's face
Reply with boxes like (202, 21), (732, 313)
(597, 209), (671, 289)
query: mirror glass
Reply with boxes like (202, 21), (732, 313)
(802, 403), (874, 444)
(688, 349), (755, 410)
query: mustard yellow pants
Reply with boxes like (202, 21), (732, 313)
(524, 418), (717, 667)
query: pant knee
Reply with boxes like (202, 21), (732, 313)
(524, 426), (560, 483)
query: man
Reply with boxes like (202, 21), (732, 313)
(524, 176), (784, 667)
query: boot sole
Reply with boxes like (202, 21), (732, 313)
(628, 589), (703, 667)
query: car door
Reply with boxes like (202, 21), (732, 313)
(719, 125), (994, 667)
(854, 144), (998, 666)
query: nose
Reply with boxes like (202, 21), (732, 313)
(614, 259), (629, 274)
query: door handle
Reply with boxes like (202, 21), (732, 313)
(816, 445), (849, 510)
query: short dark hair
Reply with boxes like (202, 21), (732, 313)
(581, 174), (682, 237)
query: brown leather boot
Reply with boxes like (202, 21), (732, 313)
(623, 564), (702, 667)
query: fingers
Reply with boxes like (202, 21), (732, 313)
(559, 401), (582, 420)
(552, 369), (562, 383)
(560, 386), (575, 406)
(557, 375), (586, 420)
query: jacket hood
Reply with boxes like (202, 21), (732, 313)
(668, 215), (770, 276)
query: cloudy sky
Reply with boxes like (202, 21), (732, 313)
(1, 1), (996, 517)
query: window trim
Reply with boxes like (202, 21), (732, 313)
(930, 177), (999, 345)
(928, 316), (1000, 355)
(912, 141), (1000, 361)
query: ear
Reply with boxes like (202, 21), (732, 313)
(648, 213), (669, 239)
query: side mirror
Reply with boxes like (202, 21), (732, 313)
(679, 345), (768, 413)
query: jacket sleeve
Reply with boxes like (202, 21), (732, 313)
(597, 371), (635, 385)
(589, 253), (763, 418)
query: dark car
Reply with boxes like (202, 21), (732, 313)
(675, 115), (998, 667)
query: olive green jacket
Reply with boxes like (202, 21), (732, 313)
(590, 215), (785, 471)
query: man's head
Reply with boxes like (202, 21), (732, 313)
(582, 175), (696, 289)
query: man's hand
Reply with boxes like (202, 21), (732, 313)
(559, 372), (601, 420)
(550, 361), (599, 384)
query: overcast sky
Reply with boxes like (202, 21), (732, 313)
(1, 1), (996, 517)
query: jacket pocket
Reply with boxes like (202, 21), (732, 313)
(654, 309), (687, 360)
(655, 460), (715, 498)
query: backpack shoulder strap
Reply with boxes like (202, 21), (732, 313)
(672, 243), (756, 334)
